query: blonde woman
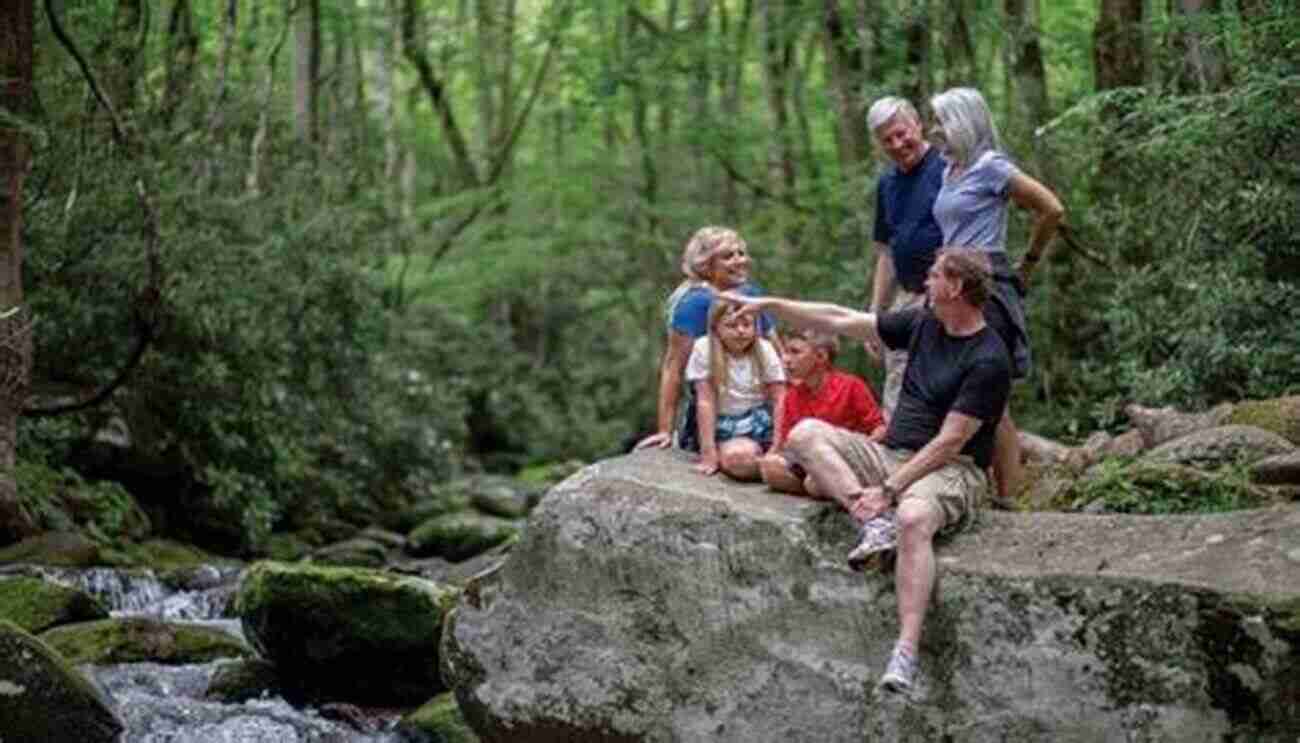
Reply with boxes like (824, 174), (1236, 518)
(684, 301), (786, 478)
(635, 227), (774, 452)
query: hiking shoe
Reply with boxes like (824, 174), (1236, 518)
(846, 510), (898, 572)
(878, 644), (918, 695)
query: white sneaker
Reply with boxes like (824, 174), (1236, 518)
(846, 510), (897, 572)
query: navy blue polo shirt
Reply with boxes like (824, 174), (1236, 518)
(872, 147), (945, 293)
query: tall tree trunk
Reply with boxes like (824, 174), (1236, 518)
(1166, 0), (1231, 92)
(247, 0), (296, 196)
(294, 0), (321, 144)
(942, 0), (978, 87)
(1003, 0), (1055, 182)
(160, 0), (198, 127)
(1093, 0), (1145, 91)
(108, 0), (144, 113)
(688, 0), (713, 190)
(403, 0), (480, 189)
(0, 0), (37, 542)
(900, 0), (931, 106)
(823, 0), (869, 175)
(760, 0), (798, 204)
(626, 7), (659, 236)
(718, 0), (755, 222)
(656, 0), (680, 139)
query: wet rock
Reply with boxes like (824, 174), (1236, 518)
(0, 575), (108, 633)
(235, 561), (458, 705)
(398, 691), (480, 743)
(40, 616), (253, 665)
(204, 658), (282, 703)
(0, 619), (125, 742)
(1143, 424), (1294, 469)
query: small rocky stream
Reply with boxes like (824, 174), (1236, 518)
(23, 564), (409, 742)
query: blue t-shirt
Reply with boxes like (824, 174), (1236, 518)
(670, 283), (774, 339)
(933, 151), (1019, 253)
(873, 147), (946, 293)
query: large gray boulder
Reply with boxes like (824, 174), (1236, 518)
(0, 619), (125, 742)
(1143, 424), (1294, 469)
(441, 450), (1300, 743)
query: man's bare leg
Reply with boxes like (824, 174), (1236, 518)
(895, 497), (944, 648)
(785, 419), (875, 521)
(878, 495), (945, 693)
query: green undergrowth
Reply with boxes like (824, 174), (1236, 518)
(1058, 458), (1273, 515)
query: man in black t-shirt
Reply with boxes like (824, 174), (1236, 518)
(720, 247), (1011, 696)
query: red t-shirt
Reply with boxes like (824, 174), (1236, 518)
(778, 369), (885, 443)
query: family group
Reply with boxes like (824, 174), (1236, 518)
(633, 87), (1065, 696)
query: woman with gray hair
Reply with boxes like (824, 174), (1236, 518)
(928, 86), (1065, 504)
(635, 226), (774, 452)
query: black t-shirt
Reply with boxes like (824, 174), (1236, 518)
(877, 308), (1012, 468)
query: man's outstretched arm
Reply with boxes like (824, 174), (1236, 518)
(719, 292), (881, 342)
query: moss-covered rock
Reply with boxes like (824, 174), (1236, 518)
(0, 576), (107, 634)
(0, 531), (100, 566)
(204, 657), (283, 703)
(39, 617), (253, 665)
(309, 537), (390, 568)
(407, 513), (519, 562)
(398, 691), (481, 743)
(0, 620), (124, 742)
(234, 561), (458, 704)
(1227, 396), (1300, 446)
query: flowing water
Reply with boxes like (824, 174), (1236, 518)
(18, 564), (409, 742)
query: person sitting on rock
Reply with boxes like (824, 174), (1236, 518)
(686, 300), (787, 479)
(760, 328), (886, 497)
(721, 246), (1011, 695)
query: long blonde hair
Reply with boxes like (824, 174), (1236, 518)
(664, 226), (748, 329)
(706, 300), (771, 399)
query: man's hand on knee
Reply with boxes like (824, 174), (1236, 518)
(849, 486), (892, 523)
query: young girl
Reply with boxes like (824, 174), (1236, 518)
(685, 301), (787, 479)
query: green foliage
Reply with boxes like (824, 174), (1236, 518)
(1021, 6), (1300, 437)
(13, 461), (144, 542)
(1060, 458), (1267, 515)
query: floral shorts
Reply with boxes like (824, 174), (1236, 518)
(680, 402), (774, 452)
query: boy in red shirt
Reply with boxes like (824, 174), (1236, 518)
(761, 328), (887, 496)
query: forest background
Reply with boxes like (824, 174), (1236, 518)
(0, 0), (1296, 554)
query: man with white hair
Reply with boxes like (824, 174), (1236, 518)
(864, 96), (945, 416)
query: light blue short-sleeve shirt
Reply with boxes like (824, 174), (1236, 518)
(932, 151), (1019, 253)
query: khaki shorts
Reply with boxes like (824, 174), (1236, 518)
(819, 425), (987, 537)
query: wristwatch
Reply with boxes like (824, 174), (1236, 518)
(880, 481), (902, 505)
